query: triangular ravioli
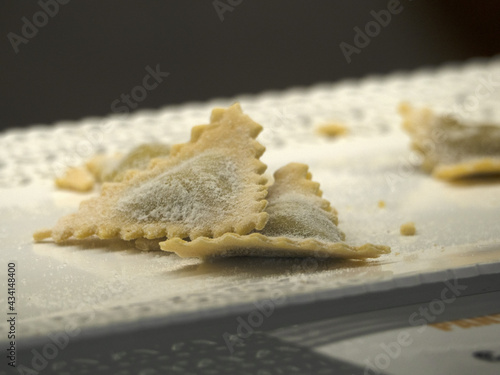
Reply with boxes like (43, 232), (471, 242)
(399, 102), (500, 180)
(159, 163), (390, 259)
(34, 103), (269, 242)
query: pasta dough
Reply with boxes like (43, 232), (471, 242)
(160, 163), (390, 259)
(56, 143), (171, 192)
(55, 166), (95, 192)
(316, 123), (348, 138)
(87, 143), (171, 183)
(400, 222), (416, 236)
(34, 103), (269, 242)
(399, 102), (500, 180)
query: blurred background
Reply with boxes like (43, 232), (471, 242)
(1, 0), (499, 130)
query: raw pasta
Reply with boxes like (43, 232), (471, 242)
(160, 163), (390, 259)
(400, 102), (500, 180)
(34, 103), (269, 242)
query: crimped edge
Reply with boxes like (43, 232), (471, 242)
(159, 232), (390, 260)
(34, 103), (269, 243)
(269, 162), (339, 225)
(433, 158), (500, 180)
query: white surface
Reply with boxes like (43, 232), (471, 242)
(1, 57), (500, 341)
(316, 316), (500, 375)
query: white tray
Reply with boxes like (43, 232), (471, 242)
(1, 57), (500, 345)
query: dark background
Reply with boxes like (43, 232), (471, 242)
(1, 0), (499, 130)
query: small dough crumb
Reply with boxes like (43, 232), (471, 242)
(316, 123), (348, 138)
(400, 222), (416, 236)
(378, 200), (386, 208)
(55, 167), (95, 192)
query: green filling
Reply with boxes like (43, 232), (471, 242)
(261, 198), (342, 243)
(103, 143), (171, 182)
(116, 153), (239, 225)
